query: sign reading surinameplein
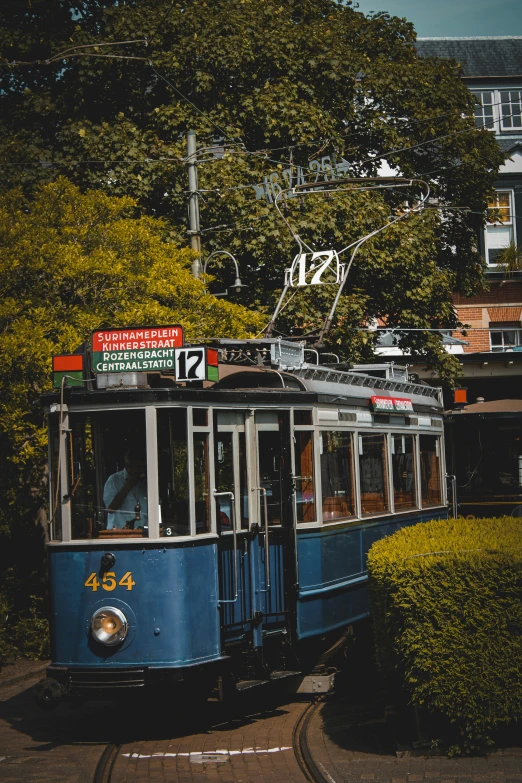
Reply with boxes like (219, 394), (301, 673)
(92, 326), (184, 373)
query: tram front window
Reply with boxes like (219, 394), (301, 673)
(70, 410), (148, 538)
(359, 433), (389, 515)
(157, 409), (189, 537)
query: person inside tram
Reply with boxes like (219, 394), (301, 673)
(103, 445), (148, 529)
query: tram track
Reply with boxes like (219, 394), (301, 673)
(293, 697), (334, 783)
(93, 743), (121, 783)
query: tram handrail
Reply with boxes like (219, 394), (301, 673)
(214, 491), (238, 603)
(255, 487), (271, 592)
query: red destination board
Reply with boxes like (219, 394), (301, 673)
(371, 396), (414, 413)
(92, 326), (183, 352)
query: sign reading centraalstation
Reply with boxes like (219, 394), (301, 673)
(92, 326), (184, 374)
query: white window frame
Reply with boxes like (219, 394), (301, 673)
(500, 89), (522, 132)
(471, 88), (522, 134)
(489, 324), (522, 352)
(484, 188), (516, 267)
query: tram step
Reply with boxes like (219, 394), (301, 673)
(269, 670), (301, 681)
(235, 679), (270, 691)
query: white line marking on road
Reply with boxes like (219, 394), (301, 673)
(122, 747), (292, 760)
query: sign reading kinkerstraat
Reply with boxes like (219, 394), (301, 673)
(92, 326), (184, 373)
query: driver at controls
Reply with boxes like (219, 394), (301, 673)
(104, 447), (148, 529)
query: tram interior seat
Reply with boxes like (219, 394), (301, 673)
(361, 492), (387, 515)
(322, 496), (352, 520)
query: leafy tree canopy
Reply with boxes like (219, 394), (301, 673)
(0, 0), (504, 376)
(0, 177), (262, 545)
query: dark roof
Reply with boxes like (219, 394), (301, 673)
(497, 138), (522, 154)
(415, 37), (522, 79)
(451, 399), (522, 415)
(376, 331), (467, 347)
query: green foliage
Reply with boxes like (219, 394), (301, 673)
(0, 177), (263, 642)
(367, 517), (522, 754)
(496, 241), (522, 277)
(0, 0), (504, 379)
(0, 592), (50, 663)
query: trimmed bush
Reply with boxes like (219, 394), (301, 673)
(367, 517), (522, 754)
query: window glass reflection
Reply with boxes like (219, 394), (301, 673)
(420, 435), (442, 507)
(294, 431), (315, 523)
(320, 431), (355, 522)
(194, 432), (211, 533)
(392, 434), (416, 510)
(359, 433), (389, 515)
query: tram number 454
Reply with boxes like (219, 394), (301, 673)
(84, 571), (135, 592)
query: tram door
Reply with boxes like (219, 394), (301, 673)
(255, 411), (295, 635)
(215, 410), (296, 648)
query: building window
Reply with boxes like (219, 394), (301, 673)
(471, 89), (522, 132)
(485, 190), (515, 265)
(500, 90), (522, 130)
(490, 322), (522, 352)
(473, 91), (495, 129)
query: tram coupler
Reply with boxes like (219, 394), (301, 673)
(34, 677), (65, 711)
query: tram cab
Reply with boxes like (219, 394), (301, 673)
(40, 332), (447, 705)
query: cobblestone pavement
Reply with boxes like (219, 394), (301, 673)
(110, 697), (309, 783)
(0, 665), (113, 782)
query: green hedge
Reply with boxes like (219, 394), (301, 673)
(367, 517), (522, 754)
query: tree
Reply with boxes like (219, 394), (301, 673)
(0, 0), (504, 376)
(0, 178), (263, 646)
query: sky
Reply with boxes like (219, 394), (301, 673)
(352, 0), (522, 37)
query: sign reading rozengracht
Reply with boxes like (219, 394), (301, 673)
(92, 326), (184, 374)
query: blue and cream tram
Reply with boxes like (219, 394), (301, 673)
(39, 334), (447, 705)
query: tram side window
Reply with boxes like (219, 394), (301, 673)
(392, 434), (417, 510)
(359, 433), (389, 515)
(70, 410), (148, 539)
(157, 409), (189, 537)
(49, 415), (62, 541)
(294, 431), (316, 523)
(320, 431), (355, 522)
(420, 434), (442, 507)
(194, 433), (211, 534)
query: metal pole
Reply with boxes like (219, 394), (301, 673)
(187, 130), (202, 278)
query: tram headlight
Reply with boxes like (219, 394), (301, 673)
(90, 607), (128, 646)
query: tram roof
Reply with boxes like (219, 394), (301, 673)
(43, 336), (442, 413)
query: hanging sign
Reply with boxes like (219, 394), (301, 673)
(371, 396), (414, 413)
(91, 326), (184, 374)
(254, 156), (351, 203)
(285, 250), (344, 287)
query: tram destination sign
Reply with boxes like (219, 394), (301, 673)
(371, 396), (414, 413)
(92, 326), (184, 374)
